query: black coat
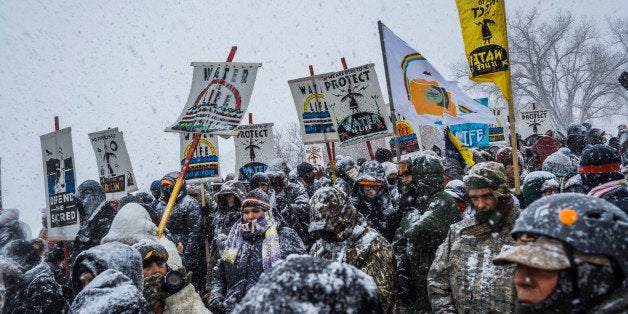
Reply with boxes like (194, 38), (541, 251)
(208, 227), (305, 314)
(3, 261), (67, 314)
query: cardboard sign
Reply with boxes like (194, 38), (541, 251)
(305, 145), (325, 168)
(517, 109), (552, 139)
(179, 132), (220, 183)
(166, 62), (262, 133)
(234, 123), (274, 181)
(40, 127), (79, 241)
(288, 76), (339, 144)
(88, 128), (138, 200)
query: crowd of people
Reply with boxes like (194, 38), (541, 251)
(0, 122), (626, 313)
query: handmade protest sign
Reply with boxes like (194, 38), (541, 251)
(180, 132), (220, 182)
(88, 128), (138, 200)
(40, 127), (79, 241)
(235, 123), (274, 180)
(288, 75), (339, 144)
(166, 62), (262, 133)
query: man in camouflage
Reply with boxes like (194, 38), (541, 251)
(427, 161), (519, 313)
(392, 155), (461, 313)
(309, 187), (395, 313)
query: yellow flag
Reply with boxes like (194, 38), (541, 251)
(456, 0), (511, 103)
(447, 130), (475, 168)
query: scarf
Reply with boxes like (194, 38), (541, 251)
(588, 179), (626, 198)
(221, 211), (282, 271)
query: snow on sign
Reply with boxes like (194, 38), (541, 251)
(88, 128), (138, 200)
(288, 75), (339, 144)
(305, 145), (325, 168)
(449, 98), (490, 147)
(40, 127), (79, 241)
(321, 63), (392, 146)
(179, 132), (220, 183)
(517, 109), (552, 139)
(166, 62), (262, 133)
(235, 123), (274, 181)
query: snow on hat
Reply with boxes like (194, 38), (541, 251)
(578, 144), (621, 174)
(464, 161), (507, 191)
(542, 147), (577, 178)
(296, 162), (315, 178)
(150, 180), (161, 192)
(132, 239), (168, 266)
(442, 158), (464, 180)
(0, 239), (41, 273)
(444, 179), (467, 202)
(381, 162), (398, 177)
(522, 171), (558, 206)
(242, 188), (271, 212)
(493, 235), (611, 271)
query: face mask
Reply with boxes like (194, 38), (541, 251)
(161, 184), (173, 197)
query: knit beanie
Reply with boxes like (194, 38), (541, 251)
(242, 188), (271, 212)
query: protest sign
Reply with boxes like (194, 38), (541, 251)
(88, 128), (138, 200)
(179, 132), (220, 183)
(40, 127), (79, 241)
(235, 123), (274, 180)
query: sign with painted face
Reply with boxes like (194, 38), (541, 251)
(166, 62), (262, 133)
(320, 63), (392, 146)
(389, 111), (420, 155)
(288, 75), (339, 144)
(235, 123), (274, 181)
(40, 127), (79, 241)
(179, 132), (220, 183)
(449, 98), (490, 147)
(305, 145), (325, 168)
(88, 128), (138, 200)
(517, 109), (552, 139)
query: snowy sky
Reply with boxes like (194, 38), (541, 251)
(1, 0), (626, 234)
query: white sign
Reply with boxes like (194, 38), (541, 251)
(234, 123), (275, 180)
(166, 62), (262, 133)
(40, 127), (79, 241)
(305, 145), (326, 168)
(288, 75), (339, 144)
(517, 109), (552, 139)
(179, 132), (220, 183)
(88, 128), (138, 200)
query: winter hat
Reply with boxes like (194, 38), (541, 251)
(135, 192), (154, 205)
(265, 158), (289, 177)
(375, 148), (393, 163)
(309, 187), (356, 241)
(73, 180), (106, 207)
(381, 162), (398, 178)
(132, 239), (168, 267)
(150, 180), (161, 194)
(542, 147), (577, 178)
(495, 147), (523, 167)
(586, 128), (606, 145)
(442, 158), (464, 181)
(335, 157), (358, 180)
(242, 188), (271, 212)
(563, 174), (584, 193)
(249, 173), (271, 190)
(567, 123), (586, 136)
(410, 154), (444, 177)
(213, 180), (247, 205)
(296, 162), (316, 178)
(463, 161), (509, 201)
(0, 239), (41, 273)
(578, 144), (623, 191)
(444, 179), (467, 202)
(522, 171), (558, 206)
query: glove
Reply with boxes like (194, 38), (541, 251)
(143, 274), (169, 307)
(176, 267), (193, 288)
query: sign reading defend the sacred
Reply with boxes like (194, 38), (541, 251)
(235, 123), (274, 181)
(321, 63), (392, 146)
(40, 127), (79, 241)
(88, 128), (138, 200)
(166, 62), (262, 133)
(288, 75), (339, 144)
(180, 132), (220, 182)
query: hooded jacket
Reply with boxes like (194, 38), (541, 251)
(70, 180), (116, 263)
(351, 161), (400, 242)
(1, 240), (67, 313)
(69, 242), (148, 313)
(0, 209), (28, 250)
(309, 187), (395, 313)
(100, 203), (210, 314)
(392, 155), (461, 312)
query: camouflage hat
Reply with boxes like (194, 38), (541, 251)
(410, 154), (444, 177)
(309, 187), (356, 241)
(463, 161), (507, 191)
(493, 234), (611, 271)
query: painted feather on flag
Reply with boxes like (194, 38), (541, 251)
(379, 22), (496, 126)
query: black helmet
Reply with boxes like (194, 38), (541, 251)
(511, 193), (628, 276)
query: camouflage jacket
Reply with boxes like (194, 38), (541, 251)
(427, 199), (520, 313)
(311, 223), (395, 313)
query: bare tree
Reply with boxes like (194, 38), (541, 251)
(273, 122), (306, 168)
(454, 9), (628, 132)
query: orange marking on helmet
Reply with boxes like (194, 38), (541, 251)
(559, 208), (578, 225)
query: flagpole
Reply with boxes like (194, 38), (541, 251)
(158, 46), (237, 238)
(378, 21), (402, 162)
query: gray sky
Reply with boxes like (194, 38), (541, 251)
(1, 0), (626, 233)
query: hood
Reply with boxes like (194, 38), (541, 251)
(74, 180), (106, 217)
(0, 239), (41, 273)
(309, 187), (357, 241)
(0, 209), (27, 249)
(352, 161), (388, 195)
(71, 241), (144, 294)
(160, 171), (187, 200)
(265, 158), (289, 177)
(233, 255), (382, 314)
(522, 171), (558, 206)
(213, 180), (247, 205)
(408, 155), (445, 197)
(101, 203), (157, 246)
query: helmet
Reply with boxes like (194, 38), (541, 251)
(511, 193), (628, 276)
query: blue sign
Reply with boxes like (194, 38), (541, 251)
(449, 98), (490, 147)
